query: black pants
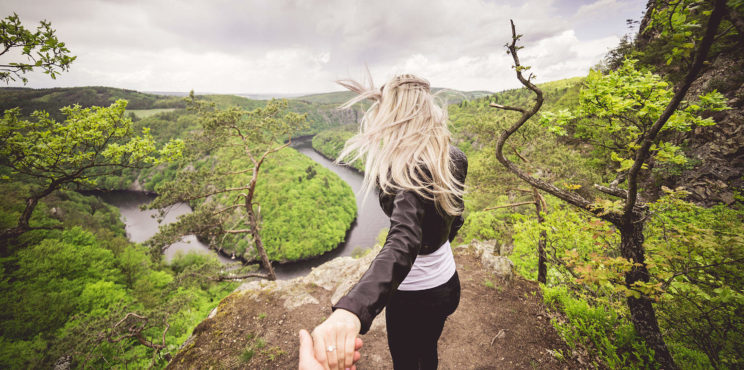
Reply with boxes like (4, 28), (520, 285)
(386, 271), (461, 370)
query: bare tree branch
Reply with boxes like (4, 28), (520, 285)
(224, 229), (252, 234)
(489, 102), (526, 113)
(491, 20), (609, 220)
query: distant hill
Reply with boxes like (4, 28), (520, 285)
(201, 94), (363, 136)
(143, 91), (191, 97)
(1, 85), (492, 136)
(0, 86), (186, 120)
(144, 92), (308, 100)
(235, 93), (307, 100)
(295, 88), (493, 105)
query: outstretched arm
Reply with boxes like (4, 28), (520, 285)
(333, 190), (425, 333)
(311, 190), (425, 370)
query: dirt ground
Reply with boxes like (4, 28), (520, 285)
(168, 248), (584, 369)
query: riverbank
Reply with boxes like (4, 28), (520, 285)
(81, 138), (386, 279)
(310, 146), (364, 176)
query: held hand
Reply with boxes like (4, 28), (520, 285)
(310, 309), (362, 370)
(299, 328), (362, 370)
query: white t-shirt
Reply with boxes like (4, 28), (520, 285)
(397, 240), (456, 291)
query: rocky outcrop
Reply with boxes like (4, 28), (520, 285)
(317, 106), (362, 126)
(169, 242), (581, 369)
(673, 53), (744, 206)
(127, 177), (144, 192)
(235, 245), (380, 310)
(465, 239), (514, 280)
(190, 241), (516, 352)
(636, 1), (744, 206)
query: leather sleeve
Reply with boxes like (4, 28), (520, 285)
(448, 149), (469, 242)
(332, 190), (425, 334)
(449, 215), (464, 243)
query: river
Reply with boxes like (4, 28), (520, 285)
(92, 136), (388, 280)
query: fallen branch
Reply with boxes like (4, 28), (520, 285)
(216, 272), (270, 281)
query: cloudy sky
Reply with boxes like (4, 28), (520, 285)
(2, 0), (646, 95)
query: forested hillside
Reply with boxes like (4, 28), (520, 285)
(311, 124), (363, 172)
(0, 182), (240, 368)
(296, 87), (491, 105)
(0, 86), (186, 120)
(0, 86), (360, 259)
(0, 89), (358, 366)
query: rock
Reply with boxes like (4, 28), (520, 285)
(476, 242), (514, 279)
(469, 239), (500, 257)
(206, 244), (382, 326)
(128, 178), (143, 192)
(459, 239), (514, 278)
(207, 306), (219, 319)
(53, 355), (72, 370)
(235, 280), (262, 292)
(483, 254), (514, 279)
(283, 292), (319, 310)
(721, 191), (735, 205)
(499, 243), (513, 256)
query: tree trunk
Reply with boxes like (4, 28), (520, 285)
(245, 198), (276, 280)
(1, 183), (59, 252)
(533, 188), (547, 284)
(18, 196), (39, 230)
(619, 217), (677, 369)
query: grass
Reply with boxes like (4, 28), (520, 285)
(263, 346), (286, 361)
(240, 348), (255, 362)
(239, 334), (285, 364)
(254, 337), (266, 349)
(351, 246), (372, 259)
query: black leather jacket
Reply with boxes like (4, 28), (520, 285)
(332, 146), (468, 334)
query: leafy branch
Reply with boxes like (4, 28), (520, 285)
(0, 13), (76, 84)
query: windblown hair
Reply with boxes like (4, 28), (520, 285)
(334, 73), (465, 216)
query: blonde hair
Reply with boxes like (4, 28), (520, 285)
(334, 73), (464, 216)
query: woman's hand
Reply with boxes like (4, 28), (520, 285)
(299, 329), (362, 370)
(311, 308), (362, 370)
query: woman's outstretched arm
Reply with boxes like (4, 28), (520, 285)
(333, 189), (425, 333)
(311, 190), (425, 370)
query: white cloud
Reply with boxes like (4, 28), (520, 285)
(575, 0), (626, 18)
(0, 0), (645, 93)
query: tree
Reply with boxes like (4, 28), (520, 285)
(0, 100), (184, 248)
(1, 13), (76, 84)
(147, 93), (307, 280)
(490, 1), (728, 367)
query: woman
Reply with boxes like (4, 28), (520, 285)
(311, 73), (468, 370)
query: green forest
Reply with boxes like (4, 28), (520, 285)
(0, 91), (359, 366)
(2, 1), (744, 369)
(312, 124), (364, 172)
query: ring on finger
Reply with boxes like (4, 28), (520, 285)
(327, 345), (336, 352)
